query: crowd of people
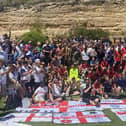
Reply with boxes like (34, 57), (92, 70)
(0, 33), (126, 108)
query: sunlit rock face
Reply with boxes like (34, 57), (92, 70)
(81, 0), (126, 3)
(0, 0), (126, 37)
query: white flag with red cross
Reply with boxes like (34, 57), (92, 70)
(0, 113), (52, 122)
(53, 111), (111, 124)
(111, 109), (126, 121)
(59, 101), (103, 112)
(101, 99), (126, 104)
(16, 100), (126, 113)
(101, 99), (126, 109)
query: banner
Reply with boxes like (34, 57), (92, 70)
(67, 104), (103, 112)
(111, 109), (126, 121)
(16, 106), (59, 113)
(16, 102), (102, 113)
(0, 113), (52, 122)
(16, 100), (126, 113)
(101, 104), (126, 109)
(59, 101), (103, 112)
(101, 99), (126, 104)
(53, 111), (111, 124)
(0, 121), (31, 126)
(100, 99), (126, 109)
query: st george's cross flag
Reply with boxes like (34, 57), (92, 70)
(101, 104), (126, 109)
(0, 113), (52, 122)
(0, 121), (31, 126)
(60, 100), (126, 112)
(16, 100), (126, 113)
(16, 101), (102, 113)
(53, 111), (111, 124)
(58, 101), (102, 112)
(101, 99), (126, 104)
(111, 109), (126, 121)
(100, 99), (126, 109)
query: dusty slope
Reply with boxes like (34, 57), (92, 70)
(0, 0), (126, 37)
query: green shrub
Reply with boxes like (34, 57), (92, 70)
(88, 29), (109, 40)
(68, 26), (109, 40)
(20, 30), (48, 45)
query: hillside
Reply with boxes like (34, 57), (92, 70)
(0, 0), (126, 37)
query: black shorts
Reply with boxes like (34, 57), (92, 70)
(90, 96), (98, 101)
(90, 96), (100, 103)
(82, 93), (90, 104)
(83, 98), (90, 104)
(53, 96), (62, 99)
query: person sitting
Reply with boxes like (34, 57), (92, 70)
(66, 77), (80, 99)
(103, 75), (112, 98)
(82, 78), (100, 106)
(48, 78), (64, 104)
(32, 83), (48, 103)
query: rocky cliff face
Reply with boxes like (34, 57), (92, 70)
(0, 0), (126, 37)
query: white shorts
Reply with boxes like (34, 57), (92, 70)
(35, 95), (45, 102)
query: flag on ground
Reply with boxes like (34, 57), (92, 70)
(53, 111), (111, 124)
(111, 109), (126, 121)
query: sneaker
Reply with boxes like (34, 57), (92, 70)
(61, 92), (66, 97)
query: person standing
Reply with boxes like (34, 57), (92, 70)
(33, 59), (46, 90)
(0, 56), (7, 97)
(6, 64), (24, 108)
